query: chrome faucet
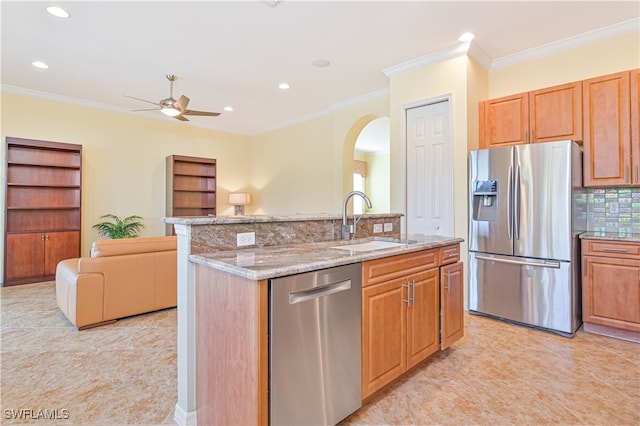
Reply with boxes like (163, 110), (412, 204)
(341, 191), (373, 240)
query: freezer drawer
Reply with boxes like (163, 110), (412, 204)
(468, 252), (581, 335)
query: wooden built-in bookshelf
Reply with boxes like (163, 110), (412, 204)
(166, 155), (216, 234)
(4, 137), (82, 285)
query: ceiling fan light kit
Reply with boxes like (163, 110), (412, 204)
(125, 74), (220, 121)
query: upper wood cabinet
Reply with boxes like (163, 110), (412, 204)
(631, 69), (640, 185)
(4, 137), (82, 285)
(583, 70), (636, 187)
(479, 81), (582, 149)
(479, 92), (529, 148)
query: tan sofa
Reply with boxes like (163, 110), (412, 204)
(56, 236), (177, 329)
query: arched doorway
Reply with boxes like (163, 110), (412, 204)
(343, 116), (390, 213)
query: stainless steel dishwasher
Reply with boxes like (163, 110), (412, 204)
(270, 263), (362, 426)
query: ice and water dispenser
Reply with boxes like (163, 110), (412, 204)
(472, 180), (498, 221)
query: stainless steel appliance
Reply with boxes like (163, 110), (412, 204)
(270, 263), (362, 425)
(468, 140), (586, 336)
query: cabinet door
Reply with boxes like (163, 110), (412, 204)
(406, 269), (439, 369)
(583, 71), (631, 186)
(480, 92), (529, 148)
(631, 69), (640, 185)
(362, 278), (406, 399)
(440, 262), (464, 349)
(44, 231), (80, 275)
(5, 233), (45, 280)
(530, 81), (582, 143)
(583, 255), (640, 332)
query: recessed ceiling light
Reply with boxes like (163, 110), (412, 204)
(278, 82), (290, 90)
(46, 6), (70, 18)
(312, 59), (331, 68)
(458, 32), (476, 42)
(224, 106), (234, 112)
(32, 61), (49, 69)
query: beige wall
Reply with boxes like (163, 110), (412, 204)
(364, 152), (391, 213)
(249, 96), (389, 215)
(388, 55), (472, 241)
(0, 93), (251, 273)
(489, 32), (639, 97)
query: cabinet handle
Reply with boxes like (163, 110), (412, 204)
(635, 165), (639, 184)
(41, 235), (45, 241)
(625, 166), (629, 183)
(531, 129), (535, 143)
(523, 130), (527, 144)
(412, 279), (416, 304)
(403, 282), (411, 306)
(447, 252), (458, 257)
(583, 259), (586, 276)
(599, 247), (629, 253)
(444, 271), (451, 292)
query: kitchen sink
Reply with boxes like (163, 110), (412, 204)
(331, 240), (408, 252)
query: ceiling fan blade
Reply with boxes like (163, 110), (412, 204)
(123, 95), (161, 106)
(182, 109), (221, 117)
(174, 115), (189, 121)
(175, 95), (190, 111)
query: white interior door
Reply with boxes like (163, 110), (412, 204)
(406, 100), (453, 236)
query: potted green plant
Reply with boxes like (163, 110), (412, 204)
(92, 214), (144, 239)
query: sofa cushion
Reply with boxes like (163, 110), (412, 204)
(91, 236), (176, 257)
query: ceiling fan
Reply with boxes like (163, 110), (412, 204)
(124, 74), (220, 121)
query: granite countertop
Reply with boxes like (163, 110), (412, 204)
(163, 212), (403, 225)
(580, 232), (640, 243)
(189, 235), (464, 280)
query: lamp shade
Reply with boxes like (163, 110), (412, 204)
(228, 193), (251, 205)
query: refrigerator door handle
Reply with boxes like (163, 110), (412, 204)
(475, 254), (561, 269)
(514, 165), (521, 240)
(507, 165), (513, 239)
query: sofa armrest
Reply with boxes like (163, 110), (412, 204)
(78, 257), (104, 274)
(56, 259), (105, 328)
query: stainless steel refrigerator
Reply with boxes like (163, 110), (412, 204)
(468, 140), (585, 336)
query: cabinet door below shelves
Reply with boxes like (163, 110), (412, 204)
(5, 233), (46, 280)
(362, 278), (406, 399)
(406, 269), (439, 369)
(45, 231), (80, 275)
(441, 262), (464, 349)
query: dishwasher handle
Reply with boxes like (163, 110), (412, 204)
(289, 279), (352, 305)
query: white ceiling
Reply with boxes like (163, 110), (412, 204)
(1, 1), (639, 135)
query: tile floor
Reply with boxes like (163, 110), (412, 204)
(1, 281), (639, 425)
(1, 281), (176, 425)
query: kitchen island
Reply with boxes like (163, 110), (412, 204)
(163, 214), (463, 425)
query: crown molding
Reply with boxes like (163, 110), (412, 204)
(491, 17), (640, 70)
(251, 88), (389, 135)
(383, 42), (472, 77)
(1, 84), (245, 135)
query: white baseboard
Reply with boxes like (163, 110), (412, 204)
(173, 402), (197, 426)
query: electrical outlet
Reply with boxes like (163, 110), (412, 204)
(384, 222), (393, 232)
(237, 232), (256, 247)
(373, 223), (383, 233)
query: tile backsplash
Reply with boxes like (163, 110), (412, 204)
(586, 187), (640, 236)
